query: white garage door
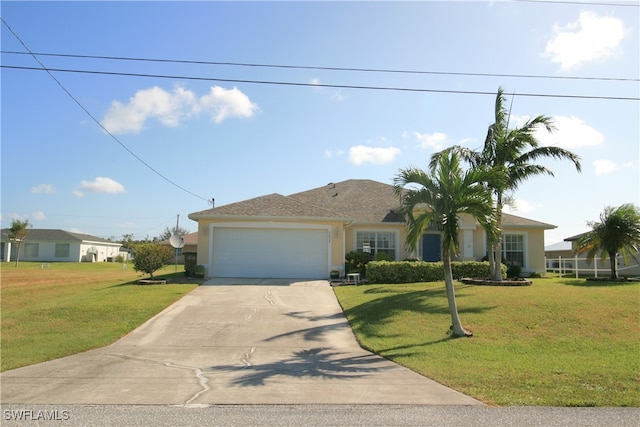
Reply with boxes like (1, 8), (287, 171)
(212, 227), (328, 279)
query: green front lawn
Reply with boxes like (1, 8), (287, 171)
(1, 262), (197, 371)
(334, 278), (640, 407)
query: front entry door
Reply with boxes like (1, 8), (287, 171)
(422, 234), (441, 262)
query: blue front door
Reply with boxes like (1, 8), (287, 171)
(422, 234), (441, 262)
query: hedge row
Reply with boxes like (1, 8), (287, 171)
(365, 260), (507, 284)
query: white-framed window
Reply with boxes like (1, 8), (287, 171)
(502, 234), (525, 267)
(356, 231), (397, 260)
(55, 243), (70, 258)
(24, 243), (39, 258)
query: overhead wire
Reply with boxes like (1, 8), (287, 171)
(0, 17), (211, 204)
(2, 50), (637, 83)
(3, 65), (638, 101)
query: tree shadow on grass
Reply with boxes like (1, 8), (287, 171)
(375, 336), (454, 359)
(208, 347), (393, 386)
(557, 278), (640, 287)
(342, 288), (495, 339)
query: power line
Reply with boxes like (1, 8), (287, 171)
(3, 64), (638, 101)
(0, 18), (211, 204)
(2, 50), (637, 83)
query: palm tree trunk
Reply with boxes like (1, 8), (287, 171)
(491, 198), (504, 281)
(487, 244), (496, 278)
(609, 250), (618, 279)
(443, 251), (473, 338)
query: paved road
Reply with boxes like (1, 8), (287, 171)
(1, 404), (638, 426)
(1, 280), (479, 406)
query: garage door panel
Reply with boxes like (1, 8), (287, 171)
(213, 228), (328, 279)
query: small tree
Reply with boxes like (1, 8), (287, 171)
(574, 204), (640, 279)
(132, 243), (173, 279)
(9, 219), (31, 267)
(394, 151), (502, 337)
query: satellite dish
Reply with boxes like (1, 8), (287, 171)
(169, 234), (185, 249)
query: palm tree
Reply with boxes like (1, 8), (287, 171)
(394, 150), (502, 337)
(431, 87), (582, 280)
(574, 204), (640, 280)
(9, 219), (31, 267)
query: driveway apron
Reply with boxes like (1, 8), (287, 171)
(1, 280), (482, 406)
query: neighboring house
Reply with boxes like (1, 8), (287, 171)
(544, 240), (574, 270)
(558, 232), (640, 278)
(0, 229), (123, 263)
(160, 232), (198, 264)
(188, 179), (555, 279)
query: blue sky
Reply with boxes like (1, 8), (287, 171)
(2, 1), (638, 246)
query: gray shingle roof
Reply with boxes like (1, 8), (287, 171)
(0, 229), (119, 244)
(289, 179), (404, 223)
(188, 179), (555, 228)
(501, 213), (555, 229)
(190, 193), (347, 219)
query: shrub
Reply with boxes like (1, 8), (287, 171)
(345, 251), (370, 277)
(132, 243), (173, 279)
(373, 252), (392, 261)
(506, 264), (522, 278)
(366, 261), (506, 284)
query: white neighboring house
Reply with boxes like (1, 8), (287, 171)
(0, 229), (123, 263)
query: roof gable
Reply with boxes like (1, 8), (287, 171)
(289, 179), (404, 223)
(501, 213), (555, 229)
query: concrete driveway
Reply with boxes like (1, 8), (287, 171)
(1, 280), (481, 406)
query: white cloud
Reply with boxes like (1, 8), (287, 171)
(533, 115), (604, 149)
(31, 184), (55, 194)
(348, 145), (400, 165)
(79, 177), (125, 194)
(73, 190), (85, 198)
(199, 86), (260, 123)
(593, 159), (633, 176)
(415, 131), (447, 150)
(101, 85), (258, 134)
(544, 11), (626, 71)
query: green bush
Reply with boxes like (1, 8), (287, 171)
(366, 260), (506, 284)
(345, 251), (370, 277)
(132, 243), (173, 279)
(506, 264), (522, 278)
(373, 252), (392, 261)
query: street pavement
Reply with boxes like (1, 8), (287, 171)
(1, 404), (639, 426)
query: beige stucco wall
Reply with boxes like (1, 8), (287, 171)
(193, 216), (548, 277)
(503, 227), (546, 273)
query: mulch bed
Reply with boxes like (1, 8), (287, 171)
(459, 277), (532, 286)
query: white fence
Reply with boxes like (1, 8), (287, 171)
(545, 254), (640, 278)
